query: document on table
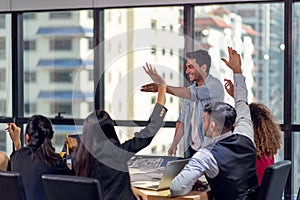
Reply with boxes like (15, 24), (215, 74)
(129, 166), (165, 182)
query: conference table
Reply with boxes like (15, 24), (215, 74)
(129, 155), (210, 200)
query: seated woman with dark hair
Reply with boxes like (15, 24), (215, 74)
(72, 83), (167, 200)
(6, 115), (73, 200)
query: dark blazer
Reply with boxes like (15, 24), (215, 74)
(10, 147), (73, 200)
(87, 103), (167, 200)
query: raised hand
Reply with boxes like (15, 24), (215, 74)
(224, 78), (234, 98)
(221, 47), (242, 74)
(6, 123), (22, 150)
(143, 62), (166, 84)
(168, 145), (177, 156)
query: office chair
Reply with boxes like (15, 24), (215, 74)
(0, 171), (27, 200)
(297, 186), (300, 200)
(42, 174), (103, 200)
(257, 160), (292, 200)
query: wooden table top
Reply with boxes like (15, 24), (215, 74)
(132, 187), (210, 200)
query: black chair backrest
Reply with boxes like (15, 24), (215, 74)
(297, 186), (300, 200)
(258, 160), (292, 200)
(42, 174), (103, 200)
(0, 171), (27, 200)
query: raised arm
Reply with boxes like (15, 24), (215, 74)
(142, 62), (191, 98)
(221, 47), (254, 143)
(141, 83), (191, 99)
(6, 123), (22, 151)
(120, 83), (167, 154)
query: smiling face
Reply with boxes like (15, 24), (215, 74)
(185, 58), (207, 85)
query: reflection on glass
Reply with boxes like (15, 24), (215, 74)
(294, 132), (300, 197)
(293, 4), (300, 124)
(0, 14), (12, 154)
(104, 7), (183, 161)
(104, 7), (183, 122)
(23, 11), (94, 118)
(115, 126), (176, 156)
(0, 14), (12, 118)
(195, 4), (284, 123)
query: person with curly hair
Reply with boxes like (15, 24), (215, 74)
(224, 79), (282, 185)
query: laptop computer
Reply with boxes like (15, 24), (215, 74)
(131, 158), (189, 191)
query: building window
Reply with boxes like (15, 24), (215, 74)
(0, 100), (6, 116)
(0, 69), (5, 82)
(23, 13), (36, 20)
(170, 49), (173, 56)
(50, 71), (72, 82)
(50, 39), (72, 51)
(0, 37), (6, 60)
(88, 70), (93, 81)
(50, 103), (72, 115)
(24, 71), (36, 82)
(49, 12), (72, 19)
(151, 19), (157, 29)
(162, 48), (166, 55)
(0, 15), (5, 29)
(0, 69), (5, 91)
(170, 96), (173, 103)
(151, 145), (157, 154)
(151, 46), (156, 55)
(151, 96), (156, 104)
(170, 72), (173, 80)
(88, 10), (93, 18)
(89, 38), (93, 49)
(88, 102), (94, 112)
(24, 103), (37, 114)
(24, 40), (36, 51)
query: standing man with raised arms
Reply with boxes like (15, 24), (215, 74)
(142, 49), (224, 157)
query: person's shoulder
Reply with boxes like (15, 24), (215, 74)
(10, 147), (30, 159)
(207, 74), (222, 83)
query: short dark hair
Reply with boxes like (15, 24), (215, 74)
(186, 49), (211, 73)
(204, 102), (236, 133)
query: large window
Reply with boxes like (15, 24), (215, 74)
(194, 4), (284, 123)
(293, 4), (300, 124)
(103, 7), (183, 156)
(23, 11), (94, 151)
(0, 2), (299, 197)
(293, 3), (300, 195)
(23, 11), (94, 119)
(104, 7), (183, 121)
(0, 14), (11, 155)
(0, 37), (6, 59)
